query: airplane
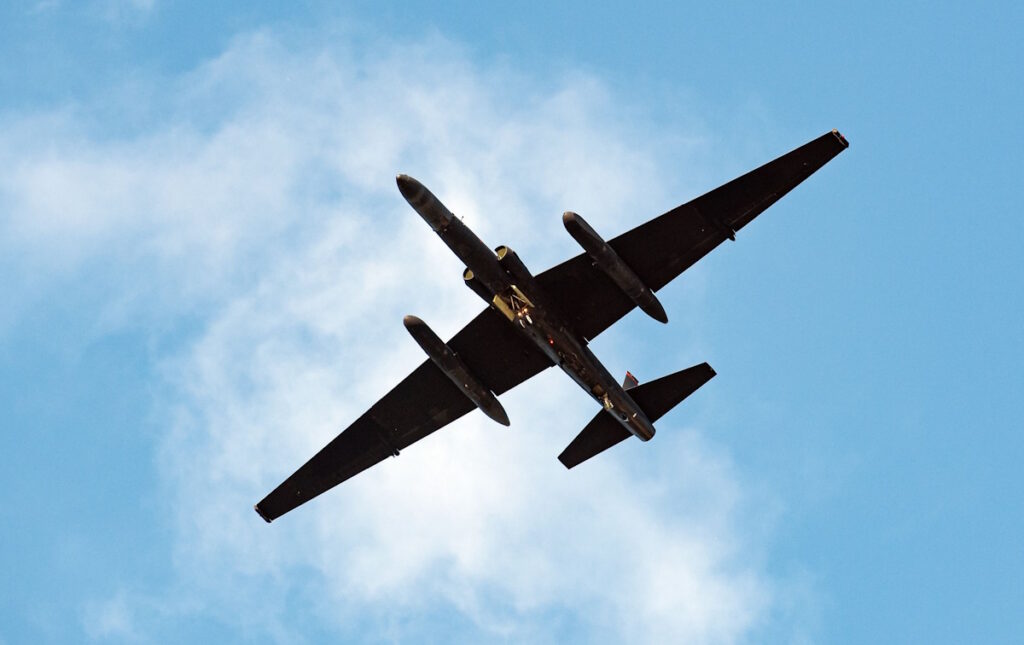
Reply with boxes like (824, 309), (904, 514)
(255, 129), (849, 522)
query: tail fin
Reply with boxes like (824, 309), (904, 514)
(622, 371), (639, 390)
(558, 362), (715, 469)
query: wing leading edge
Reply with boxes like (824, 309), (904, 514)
(537, 130), (849, 341)
(255, 308), (552, 522)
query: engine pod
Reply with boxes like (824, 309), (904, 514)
(463, 267), (493, 302)
(562, 211), (668, 324)
(403, 315), (511, 426)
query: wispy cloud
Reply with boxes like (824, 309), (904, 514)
(96, 0), (156, 24)
(2, 30), (786, 643)
(82, 591), (138, 641)
(30, 0), (61, 14)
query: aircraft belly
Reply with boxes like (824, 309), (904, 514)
(502, 299), (655, 441)
(258, 131), (847, 521)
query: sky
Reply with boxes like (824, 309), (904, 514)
(1, 1), (1022, 643)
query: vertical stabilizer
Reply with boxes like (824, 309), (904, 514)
(622, 371), (639, 390)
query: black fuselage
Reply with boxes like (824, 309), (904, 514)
(397, 174), (656, 440)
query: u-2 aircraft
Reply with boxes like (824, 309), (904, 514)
(255, 130), (848, 522)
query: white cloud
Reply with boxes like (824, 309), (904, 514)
(2, 30), (788, 643)
(82, 592), (138, 641)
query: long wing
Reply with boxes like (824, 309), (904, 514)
(257, 130), (847, 521)
(255, 308), (552, 522)
(537, 130), (849, 341)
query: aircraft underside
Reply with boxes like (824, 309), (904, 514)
(254, 129), (849, 522)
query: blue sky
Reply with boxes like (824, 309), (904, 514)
(2, 1), (1022, 643)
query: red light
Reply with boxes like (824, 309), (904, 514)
(548, 337), (555, 346)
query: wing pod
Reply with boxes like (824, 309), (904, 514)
(562, 211), (668, 324)
(403, 315), (510, 426)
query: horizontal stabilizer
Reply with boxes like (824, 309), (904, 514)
(626, 362), (715, 423)
(558, 362), (715, 469)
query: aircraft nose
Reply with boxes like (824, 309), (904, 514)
(396, 174), (426, 205)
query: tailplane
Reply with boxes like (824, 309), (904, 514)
(558, 363), (715, 469)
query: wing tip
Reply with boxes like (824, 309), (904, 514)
(831, 129), (849, 148)
(558, 450), (582, 470)
(254, 503), (273, 524)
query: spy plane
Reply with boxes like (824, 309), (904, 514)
(255, 130), (848, 522)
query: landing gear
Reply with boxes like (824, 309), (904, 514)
(602, 394), (614, 410)
(493, 284), (536, 325)
(511, 290), (533, 327)
(591, 384), (614, 410)
(492, 285), (535, 324)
